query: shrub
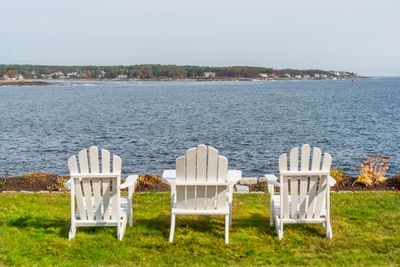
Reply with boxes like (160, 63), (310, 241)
(353, 154), (389, 187)
(330, 167), (344, 185)
(392, 175), (400, 190)
(135, 174), (170, 192)
(46, 176), (69, 192)
(21, 172), (49, 183)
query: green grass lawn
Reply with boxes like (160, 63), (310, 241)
(0, 192), (399, 266)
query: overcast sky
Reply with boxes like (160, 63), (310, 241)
(1, 0), (399, 76)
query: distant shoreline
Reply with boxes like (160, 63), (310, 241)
(0, 80), (50, 86)
(0, 77), (368, 86)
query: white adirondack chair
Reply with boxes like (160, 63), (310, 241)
(66, 146), (138, 241)
(265, 144), (336, 239)
(162, 144), (242, 244)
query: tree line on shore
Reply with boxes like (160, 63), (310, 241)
(0, 64), (357, 80)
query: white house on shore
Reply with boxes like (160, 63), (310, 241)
(204, 72), (216, 78)
(117, 74), (128, 79)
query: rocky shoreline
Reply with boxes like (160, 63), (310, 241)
(0, 80), (51, 86)
(1, 172), (398, 193)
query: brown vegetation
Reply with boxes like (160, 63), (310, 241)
(0, 172), (169, 193)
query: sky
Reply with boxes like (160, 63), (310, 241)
(1, 0), (399, 76)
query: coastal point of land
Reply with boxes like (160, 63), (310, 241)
(0, 79), (50, 86)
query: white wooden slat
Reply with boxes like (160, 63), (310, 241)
(301, 144), (311, 171)
(111, 155), (121, 220)
(196, 144), (207, 181)
(282, 177), (289, 219)
(322, 153), (332, 171)
(216, 156), (228, 208)
(82, 178), (94, 220)
(74, 178), (86, 220)
(206, 147), (218, 210)
(101, 149), (111, 173)
(217, 156), (228, 209)
(279, 153), (288, 172)
(206, 185), (217, 210)
(176, 156), (186, 181)
(290, 178), (298, 218)
(68, 155), (86, 220)
(78, 149), (89, 174)
(217, 156), (228, 182)
(68, 155), (79, 174)
(207, 147), (218, 182)
(92, 178), (101, 220)
(79, 149), (94, 220)
(196, 145), (207, 210)
(307, 146), (321, 218)
(298, 145), (310, 219)
(176, 156), (186, 209)
(89, 146), (101, 220)
(299, 176), (308, 219)
(314, 175), (327, 218)
(89, 146), (100, 173)
(311, 147), (322, 171)
(112, 154), (122, 175)
(307, 176), (318, 219)
(279, 154), (289, 219)
(289, 147), (299, 171)
(186, 148), (197, 210)
(216, 186), (227, 209)
(101, 149), (111, 220)
(102, 177), (111, 220)
(111, 178), (118, 220)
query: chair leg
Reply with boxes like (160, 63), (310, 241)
(229, 202), (233, 226)
(129, 212), (133, 227)
(68, 223), (76, 240)
(270, 200), (274, 226)
(326, 221), (333, 239)
(127, 192), (133, 227)
(118, 217), (127, 241)
(169, 214), (176, 243)
(277, 219), (283, 240)
(225, 214), (229, 244)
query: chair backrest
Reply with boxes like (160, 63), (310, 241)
(278, 144), (332, 220)
(68, 146), (122, 222)
(175, 144), (228, 210)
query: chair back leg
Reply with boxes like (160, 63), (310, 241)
(225, 215), (229, 244)
(169, 214), (176, 243)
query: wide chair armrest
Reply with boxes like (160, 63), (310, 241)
(227, 170), (242, 184)
(65, 178), (72, 190)
(265, 174), (279, 194)
(120, 175), (139, 189)
(265, 174), (280, 187)
(328, 175), (337, 187)
(162, 170), (177, 186)
(162, 169), (176, 179)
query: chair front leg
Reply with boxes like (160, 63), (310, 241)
(128, 186), (133, 226)
(225, 214), (229, 244)
(169, 214), (176, 243)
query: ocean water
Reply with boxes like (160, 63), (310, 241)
(0, 78), (399, 177)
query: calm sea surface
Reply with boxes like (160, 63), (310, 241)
(0, 78), (399, 177)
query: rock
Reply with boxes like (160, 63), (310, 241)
(235, 185), (249, 193)
(239, 177), (258, 185)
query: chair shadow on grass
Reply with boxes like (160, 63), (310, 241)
(234, 212), (326, 239)
(7, 213), (326, 240)
(134, 212), (275, 241)
(8, 215), (71, 238)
